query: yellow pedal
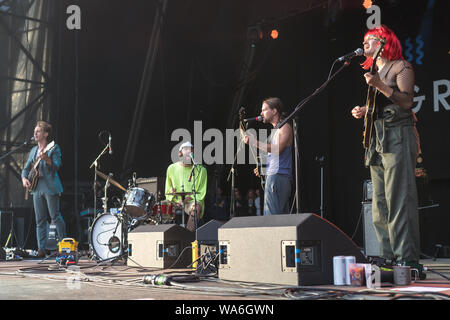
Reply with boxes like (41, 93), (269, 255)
(58, 238), (78, 254)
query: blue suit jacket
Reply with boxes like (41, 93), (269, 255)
(21, 144), (63, 195)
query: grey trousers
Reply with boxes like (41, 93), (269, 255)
(33, 192), (66, 250)
(264, 174), (292, 215)
(370, 125), (420, 263)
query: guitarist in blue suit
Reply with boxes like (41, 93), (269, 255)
(22, 121), (66, 258)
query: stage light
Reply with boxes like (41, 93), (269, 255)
(247, 25), (263, 45)
(362, 0), (373, 9)
(270, 29), (279, 40)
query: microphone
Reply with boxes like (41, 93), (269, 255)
(337, 48), (364, 62)
(26, 136), (35, 146)
(188, 152), (198, 182)
(189, 152), (198, 166)
(243, 116), (263, 123)
(109, 134), (113, 155)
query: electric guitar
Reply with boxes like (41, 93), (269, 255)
(362, 38), (386, 149)
(25, 141), (55, 199)
(239, 107), (265, 190)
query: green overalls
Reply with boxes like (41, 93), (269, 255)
(365, 61), (420, 263)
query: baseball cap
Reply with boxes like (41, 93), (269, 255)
(178, 141), (193, 152)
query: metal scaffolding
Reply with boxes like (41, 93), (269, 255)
(0, 0), (56, 208)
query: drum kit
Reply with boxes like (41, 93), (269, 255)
(89, 170), (198, 263)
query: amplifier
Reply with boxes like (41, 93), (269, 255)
(0, 208), (36, 249)
(362, 201), (381, 257)
(136, 177), (165, 198)
(363, 180), (373, 201)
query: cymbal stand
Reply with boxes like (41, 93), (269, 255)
(180, 185), (186, 228)
(102, 177), (110, 214)
(157, 191), (163, 224)
(89, 142), (110, 220)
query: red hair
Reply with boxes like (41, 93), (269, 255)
(361, 25), (404, 70)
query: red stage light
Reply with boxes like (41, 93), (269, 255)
(362, 0), (373, 9)
(270, 29), (279, 40)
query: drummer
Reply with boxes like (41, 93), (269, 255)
(165, 141), (207, 230)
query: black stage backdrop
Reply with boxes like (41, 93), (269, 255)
(52, 0), (449, 255)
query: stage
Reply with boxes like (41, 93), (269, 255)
(1, 2), (449, 314)
(1, 257), (449, 301)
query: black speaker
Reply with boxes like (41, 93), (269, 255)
(196, 219), (225, 244)
(0, 210), (14, 247)
(218, 214), (368, 286)
(362, 201), (381, 257)
(196, 219), (225, 258)
(0, 208), (36, 249)
(127, 224), (194, 268)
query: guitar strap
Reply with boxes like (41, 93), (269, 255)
(378, 60), (395, 82)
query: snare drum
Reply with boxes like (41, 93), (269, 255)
(124, 187), (154, 219)
(152, 200), (175, 221)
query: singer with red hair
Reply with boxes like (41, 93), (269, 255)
(351, 25), (425, 278)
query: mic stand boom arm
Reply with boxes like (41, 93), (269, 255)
(275, 60), (351, 216)
(277, 60), (351, 130)
(0, 139), (34, 162)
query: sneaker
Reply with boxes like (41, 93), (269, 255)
(37, 248), (46, 258)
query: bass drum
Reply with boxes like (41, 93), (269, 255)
(89, 213), (124, 261)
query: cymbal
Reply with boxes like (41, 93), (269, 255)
(95, 170), (126, 191)
(166, 191), (199, 197)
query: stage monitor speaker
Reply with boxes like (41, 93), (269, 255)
(362, 201), (381, 257)
(127, 224), (194, 268)
(196, 219), (225, 256)
(218, 213), (368, 286)
(196, 219), (225, 243)
(136, 177), (165, 198)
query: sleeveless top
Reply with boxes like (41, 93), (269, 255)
(266, 127), (293, 176)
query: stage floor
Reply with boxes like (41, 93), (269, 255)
(0, 257), (449, 301)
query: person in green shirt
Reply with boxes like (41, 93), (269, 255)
(165, 141), (207, 231)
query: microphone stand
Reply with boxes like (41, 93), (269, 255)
(189, 163), (199, 232)
(276, 60), (351, 215)
(227, 166), (236, 219)
(0, 139), (34, 162)
(89, 142), (110, 219)
(315, 155), (325, 218)
(227, 120), (247, 219)
(292, 117), (300, 213)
